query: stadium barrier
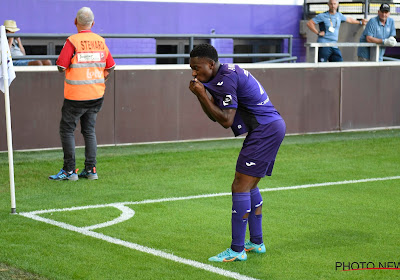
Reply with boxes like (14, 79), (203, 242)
(305, 42), (400, 63)
(1, 62), (400, 151)
(6, 33), (296, 64)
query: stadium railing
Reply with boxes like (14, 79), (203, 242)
(305, 42), (400, 62)
(6, 33), (297, 63)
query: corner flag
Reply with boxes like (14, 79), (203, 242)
(0, 26), (16, 93)
(1, 25), (17, 214)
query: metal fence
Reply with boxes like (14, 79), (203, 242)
(6, 33), (297, 63)
(305, 42), (400, 62)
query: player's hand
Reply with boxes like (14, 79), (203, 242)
(189, 78), (206, 97)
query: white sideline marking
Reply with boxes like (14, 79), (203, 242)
(260, 176), (400, 192)
(20, 212), (257, 280)
(18, 175), (400, 280)
(23, 175), (400, 215)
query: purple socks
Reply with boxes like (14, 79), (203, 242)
(230, 188), (264, 252)
(248, 187), (263, 245)
(231, 192), (251, 252)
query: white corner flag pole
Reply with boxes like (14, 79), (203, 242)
(0, 25), (17, 214)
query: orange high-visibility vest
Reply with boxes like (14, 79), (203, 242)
(64, 32), (110, 101)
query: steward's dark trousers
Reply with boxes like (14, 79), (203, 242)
(59, 98), (103, 172)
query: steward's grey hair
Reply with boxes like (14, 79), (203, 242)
(76, 7), (94, 27)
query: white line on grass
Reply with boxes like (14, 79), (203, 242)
(22, 175), (400, 215)
(18, 175), (400, 280)
(81, 205), (135, 231)
(259, 176), (400, 192)
(20, 211), (258, 280)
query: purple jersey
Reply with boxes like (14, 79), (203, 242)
(203, 64), (282, 136)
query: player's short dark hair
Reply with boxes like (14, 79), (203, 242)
(190, 44), (219, 62)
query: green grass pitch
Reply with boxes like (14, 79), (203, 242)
(0, 129), (399, 280)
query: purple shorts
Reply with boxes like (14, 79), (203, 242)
(236, 119), (286, 178)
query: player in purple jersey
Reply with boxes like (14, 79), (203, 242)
(188, 44), (286, 262)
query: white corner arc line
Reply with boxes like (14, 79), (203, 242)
(18, 212), (259, 280)
(81, 205), (135, 230)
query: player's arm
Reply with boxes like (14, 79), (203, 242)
(198, 95), (216, 122)
(189, 78), (236, 128)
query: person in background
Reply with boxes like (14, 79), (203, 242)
(49, 7), (115, 181)
(306, 0), (367, 62)
(4, 20), (52, 66)
(357, 3), (397, 61)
